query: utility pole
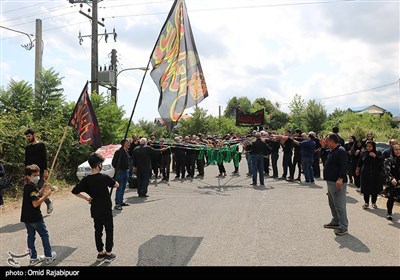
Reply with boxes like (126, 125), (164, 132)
(72, 0), (117, 95)
(110, 49), (117, 102)
(34, 19), (42, 97)
(91, 0), (98, 94)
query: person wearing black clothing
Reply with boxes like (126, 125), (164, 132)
(159, 139), (172, 181)
(24, 128), (53, 214)
(173, 138), (186, 179)
(72, 153), (119, 263)
(332, 126), (345, 147)
(184, 136), (196, 178)
(112, 139), (131, 210)
(323, 133), (348, 236)
(281, 130), (294, 180)
(243, 135), (253, 176)
(128, 135), (140, 177)
(344, 136), (355, 184)
(195, 134), (207, 177)
(251, 133), (269, 186)
(310, 132), (321, 179)
(268, 138), (281, 178)
(21, 164), (56, 266)
(383, 139), (398, 159)
(290, 129), (303, 181)
(350, 139), (363, 191)
(356, 141), (383, 209)
(383, 144), (400, 220)
(132, 138), (165, 197)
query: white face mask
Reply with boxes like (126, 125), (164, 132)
(30, 176), (40, 185)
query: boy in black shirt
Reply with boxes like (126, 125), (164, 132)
(21, 164), (56, 266)
(72, 153), (119, 262)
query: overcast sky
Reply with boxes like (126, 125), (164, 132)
(1, 0), (399, 122)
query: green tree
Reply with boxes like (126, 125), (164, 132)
(33, 68), (65, 120)
(177, 107), (213, 136)
(224, 97), (252, 118)
(90, 92), (125, 145)
(303, 100), (327, 133)
(0, 79), (34, 113)
(269, 110), (290, 131)
(288, 94), (305, 131)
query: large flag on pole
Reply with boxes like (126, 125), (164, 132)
(150, 0), (208, 131)
(68, 81), (101, 149)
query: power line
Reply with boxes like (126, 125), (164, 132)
(2, 4), (71, 25)
(280, 79), (400, 105)
(104, 0), (355, 19)
(1, 0), (52, 14)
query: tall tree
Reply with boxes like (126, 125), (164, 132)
(224, 96), (251, 118)
(288, 94), (305, 131)
(177, 107), (212, 136)
(90, 92), (124, 145)
(0, 79), (34, 113)
(33, 68), (64, 120)
(303, 100), (327, 133)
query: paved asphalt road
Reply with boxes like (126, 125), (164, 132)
(1, 158), (399, 268)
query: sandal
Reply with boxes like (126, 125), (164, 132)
(362, 204), (369, 209)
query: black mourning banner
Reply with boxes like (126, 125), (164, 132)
(150, 0), (208, 131)
(236, 108), (265, 127)
(68, 81), (101, 149)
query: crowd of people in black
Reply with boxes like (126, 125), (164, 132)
(1, 126), (399, 263)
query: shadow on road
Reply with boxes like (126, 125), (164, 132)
(335, 234), (370, 253)
(137, 235), (203, 266)
(38, 245), (77, 266)
(0, 222), (25, 234)
(346, 196), (359, 204)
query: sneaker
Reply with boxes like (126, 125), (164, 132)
(334, 228), (348, 236)
(96, 253), (107, 262)
(45, 251), (56, 265)
(29, 256), (45, 266)
(323, 222), (340, 229)
(114, 205), (122, 210)
(386, 214), (393, 221)
(372, 204), (378, 209)
(105, 253), (116, 263)
(47, 200), (54, 214)
(362, 204), (369, 209)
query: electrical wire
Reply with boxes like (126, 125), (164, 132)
(280, 79), (400, 105)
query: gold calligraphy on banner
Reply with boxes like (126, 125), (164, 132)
(70, 94), (94, 144)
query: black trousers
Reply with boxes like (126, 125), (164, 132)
(271, 153), (279, 177)
(387, 187), (400, 215)
(282, 152), (293, 177)
(291, 152), (301, 178)
(197, 157), (205, 176)
(363, 193), (377, 204)
(93, 215), (113, 253)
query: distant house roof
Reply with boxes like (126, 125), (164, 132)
(393, 116), (400, 122)
(348, 104), (386, 115)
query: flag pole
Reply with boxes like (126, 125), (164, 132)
(48, 126), (68, 181)
(110, 0), (180, 198)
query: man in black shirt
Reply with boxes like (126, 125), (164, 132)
(132, 138), (154, 197)
(24, 128), (53, 214)
(21, 164), (56, 266)
(250, 132), (269, 186)
(112, 139), (131, 210)
(323, 133), (349, 236)
(72, 153), (119, 263)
